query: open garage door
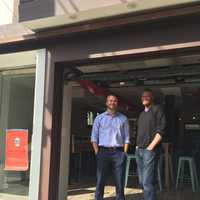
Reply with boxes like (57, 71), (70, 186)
(60, 52), (200, 200)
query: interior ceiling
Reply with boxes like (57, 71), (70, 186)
(68, 53), (200, 87)
(69, 54), (200, 110)
(73, 54), (200, 86)
(71, 83), (200, 111)
(76, 54), (200, 73)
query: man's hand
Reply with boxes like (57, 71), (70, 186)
(124, 143), (129, 153)
(94, 149), (98, 155)
(146, 133), (162, 151)
(92, 142), (99, 155)
(146, 144), (154, 151)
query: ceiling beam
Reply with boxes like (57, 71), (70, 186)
(75, 63), (200, 82)
(77, 80), (139, 112)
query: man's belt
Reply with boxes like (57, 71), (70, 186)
(99, 146), (123, 151)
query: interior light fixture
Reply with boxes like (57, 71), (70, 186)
(120, 82), (126, 86)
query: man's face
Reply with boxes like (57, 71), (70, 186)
(106, 95), (118, 111)
(141, 91), (153, 107)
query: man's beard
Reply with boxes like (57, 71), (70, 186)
(107, 105), (117, 111)
(142, 100), (152, 106)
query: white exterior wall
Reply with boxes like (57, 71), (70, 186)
(0, 0), (15, 25)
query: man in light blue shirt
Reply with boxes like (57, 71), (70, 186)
(91, 94), (130, 200)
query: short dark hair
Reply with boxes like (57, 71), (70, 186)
(143, 88), (153, 94)
(106, 94), (119, 100)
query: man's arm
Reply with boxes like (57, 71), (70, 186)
(92, 142), (99, 155)
(147, 133), (162, 151)
(124, 143), (129, 153)
(91, 117), (99, 155)
(147, 106), (166, 151)
(124, 118), (130, 153)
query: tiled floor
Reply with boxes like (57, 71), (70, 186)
(0, 181), (199, 200)
(68, 185), (200, 200)
(67, 184), (200, 200)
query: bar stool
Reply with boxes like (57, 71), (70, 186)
(176, 156), (199, 192)
(124, 154), (163, 191)
(157, 155), (163, 191)
(162, 143), (174, 189)
(124, 154), (137, 187)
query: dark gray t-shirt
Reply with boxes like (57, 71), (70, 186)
(137, 110), (152, 148)
(136, 105), (166, 148)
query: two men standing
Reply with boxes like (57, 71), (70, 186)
(91, 89), (166, 200)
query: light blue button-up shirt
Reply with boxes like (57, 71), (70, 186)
(91, 111), (130, 147)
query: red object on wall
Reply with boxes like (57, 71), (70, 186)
(77, 80), (108, 96)
(77, 80), (138, 111)
(5, 129), (29, 171)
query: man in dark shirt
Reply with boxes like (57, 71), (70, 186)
(136, 89), (166, 200)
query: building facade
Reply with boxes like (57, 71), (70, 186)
(0, 1), (200, 200)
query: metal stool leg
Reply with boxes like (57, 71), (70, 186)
(180, 160), (185, 188)
(193, 161), (199, 189)
(189, 159), (196, 192)
(176, 159), (182, 189)
(191, 159), (199, 190)
(169, 155), (174, 185)
(125, 158), (131, 187)
(157, 159), (162, 191)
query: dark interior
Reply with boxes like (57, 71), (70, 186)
(66, 53), (200, 189)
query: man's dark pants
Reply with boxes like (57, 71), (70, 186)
(136, 148), (158, 200)
(95, 148), (127, 200)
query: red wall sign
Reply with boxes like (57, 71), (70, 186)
(5, 129), (29, 171)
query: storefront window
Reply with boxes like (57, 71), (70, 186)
(0, 69), (35, 200)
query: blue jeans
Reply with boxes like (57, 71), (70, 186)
(136, 148), (157, 200)
(95, 150), (127, 200)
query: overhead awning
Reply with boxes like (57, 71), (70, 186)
(0, 23), (34, 44)
(20, 0), (200, 31)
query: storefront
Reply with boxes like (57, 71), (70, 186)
(0, 1), (200, 200)
(0, 51), (36, 200)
